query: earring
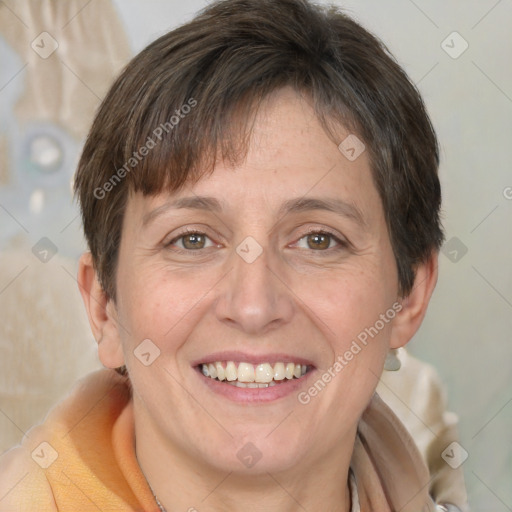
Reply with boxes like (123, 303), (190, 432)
(384, 348), (401, 371)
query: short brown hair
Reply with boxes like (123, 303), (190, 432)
(74, 0), (443, 302)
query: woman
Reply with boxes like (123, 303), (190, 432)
(0, 0), (465, 510)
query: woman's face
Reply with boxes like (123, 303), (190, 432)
(106, 88), (404, 475)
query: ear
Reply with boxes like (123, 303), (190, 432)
(389, 251), (439, 349)
(77, 252), (125, 369)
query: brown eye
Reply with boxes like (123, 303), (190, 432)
(167, 231), (214, 251)
(294, 230), (347, 253)
(306, 232), (331, 250)
(181, 233), (206, 250)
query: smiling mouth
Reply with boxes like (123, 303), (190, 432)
(198, 361), (310, 388)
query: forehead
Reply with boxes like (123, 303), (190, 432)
(124, 88), (383, 231)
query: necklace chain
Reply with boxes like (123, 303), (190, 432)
(148, 481), (167, 512)
(137, 454), (167, 512)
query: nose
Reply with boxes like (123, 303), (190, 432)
(214, 238), (294, 336)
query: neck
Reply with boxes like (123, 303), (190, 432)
(134, 407), (354, 512)
(139, 452), (352, 512)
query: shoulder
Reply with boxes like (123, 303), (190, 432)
(0, 441), (57, 511)
(0, 369), (130, 512)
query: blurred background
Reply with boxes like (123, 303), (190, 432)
(0, 1), (511, 509)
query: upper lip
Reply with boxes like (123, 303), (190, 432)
(191, 351), (316, 368)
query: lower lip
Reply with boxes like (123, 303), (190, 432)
(195, 367), (315, 404)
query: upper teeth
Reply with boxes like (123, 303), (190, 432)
(201, 361), (307, 383)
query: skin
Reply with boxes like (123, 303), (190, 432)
(79, 87), (438, 512)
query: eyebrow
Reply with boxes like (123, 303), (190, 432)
(142, 195), (367, 229)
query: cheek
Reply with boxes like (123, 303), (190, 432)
(116, 262), (218, 346)
(297, 266), (395, 355)
(293, 271), (395, 452)
(300, 273), (394, 393)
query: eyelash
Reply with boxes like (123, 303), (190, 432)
(165, 227), (348, 255)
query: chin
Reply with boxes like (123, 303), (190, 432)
(198, 431), (306, 476)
